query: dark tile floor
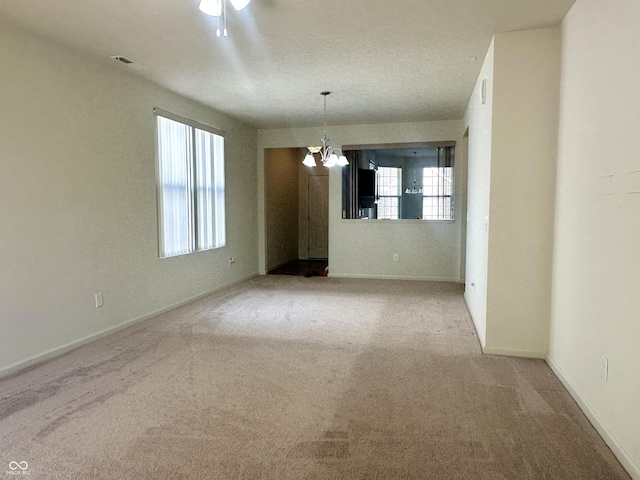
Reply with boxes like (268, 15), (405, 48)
(268, 259), (328, 277)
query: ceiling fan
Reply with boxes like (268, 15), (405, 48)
(198, 0), (251, 37)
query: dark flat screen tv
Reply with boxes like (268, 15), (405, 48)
(358, 169), (376, 209)
(358, 169), (376, 198)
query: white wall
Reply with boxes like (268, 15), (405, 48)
(463, 39), (495, 346)
(464, 29), (560, 357)
(548, 0), (640, 476)
(0, 19), (259, 375)
(257, 120), (466, 281)
(485, 28), (560, 357)
(265, 148), (299, 270)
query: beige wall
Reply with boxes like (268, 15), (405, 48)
(265, 148), (299, 270)
(548, 0), (640, 476)
(485, 28), (560, 357)
(257, 120), (466, 281)
(463, 39), (495, 346)
(0, 19), (259, 375)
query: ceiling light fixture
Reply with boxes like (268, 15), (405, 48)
(302, 92), (349, 168)
(405, 152), (423, 194)
(199, 0), (251, 37)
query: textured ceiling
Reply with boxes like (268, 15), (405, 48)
(0, 0), (575, 128)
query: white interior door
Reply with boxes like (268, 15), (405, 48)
(308, 175), (329, 259)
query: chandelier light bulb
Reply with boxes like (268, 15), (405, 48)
(302, 154), (317, 167)
(337, 155), (349, 166)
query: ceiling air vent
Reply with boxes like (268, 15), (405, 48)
(109, 55), (148, 72)
(110, 55), (134, 64)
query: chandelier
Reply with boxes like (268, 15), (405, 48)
(199, 0), (251, 37)
(302, 92), (349, 168)
(405, 152), (423, 194)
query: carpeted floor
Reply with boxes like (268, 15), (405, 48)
(0, 276), (630, 479)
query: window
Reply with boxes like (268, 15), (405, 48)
(155, 108), (225, 258)
(422, 147), (453, 220)
(377, 166), (402, 219)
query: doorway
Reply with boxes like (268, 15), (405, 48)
(307, 175), (328, 259)
(265, 148), (329, 276)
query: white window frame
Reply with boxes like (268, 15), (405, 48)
(154, 107), (226, 258)
(377, 166), (402, 219)
(422, 164), (453, 220)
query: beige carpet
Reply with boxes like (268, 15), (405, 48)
(0, 276), (630, 479)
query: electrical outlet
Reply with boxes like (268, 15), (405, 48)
(393, 253), (399, 262)
(601, 356), (609, 382)
(228, 257), (235, 267)
(95, 292), (103, 308)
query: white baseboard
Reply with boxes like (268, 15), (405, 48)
(482, 346), (546, 359)
(462, 293), (486, 348)
(546, 355), (640, 480)
(0, 274), (258, 380)
(329, 273), (463, 283)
